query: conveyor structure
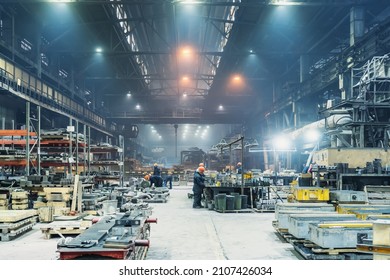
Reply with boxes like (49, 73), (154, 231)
(57, 205), (156, 260)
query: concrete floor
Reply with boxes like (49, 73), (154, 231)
(0, 185), (300, 260)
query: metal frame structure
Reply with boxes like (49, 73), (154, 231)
(321, 54), (390, 150)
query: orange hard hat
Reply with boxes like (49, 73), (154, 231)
(144, 174), (150, 180)
(198, 166), (205, 173)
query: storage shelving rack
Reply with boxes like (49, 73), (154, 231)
(0, 129), (37, 174)
(90, 135), (125, 187)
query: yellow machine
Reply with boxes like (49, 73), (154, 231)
(291, 186), (330, 202)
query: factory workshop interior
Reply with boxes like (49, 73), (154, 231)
(1, 0), (390, 273)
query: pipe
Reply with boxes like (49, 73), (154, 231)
(134, 239), (150, 247)
(290, 114), (353, 139)
(145, 218), (158, 224)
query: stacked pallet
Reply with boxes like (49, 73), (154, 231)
(45, 187), (71, 217)
(0, 193), (8, 210)
(0, 209), (38, 241)
(40, 218), (92, 239)
(33, 187), (72, 220)
(11, 190), (29, 210)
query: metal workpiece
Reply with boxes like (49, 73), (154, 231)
(309, 220), (373, 249)
(330, 190), (367, 203)
(275, 202), (335, 218)
(287, 213), (358, 239)
(275, 210), (336, 230)
(57, 207), (154, 260)
(357, 220), (390, 259)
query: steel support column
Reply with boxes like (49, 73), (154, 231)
(26, 101), (30, 176)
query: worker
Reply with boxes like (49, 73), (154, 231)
(192, 166), (206, 208)
(194, 162), (205, 175)
(150, 174), (163, 187)
(153, 163), (161, 176)
(236, 162), (242, 174)
(164, 171), (173, 189)
(139, 174), (151, 189)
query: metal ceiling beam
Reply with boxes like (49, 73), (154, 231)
(43, 49), (331, 56)
(85, 76), (268, 81)
(5, 0), (370, 7)
(107, 115), (244, 125)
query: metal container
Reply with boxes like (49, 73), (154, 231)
(288, 213), (357, 239)
(275, 202), (335, 219)
(216, 194), (226, 212)
(337, 204), (378, 213)
(231, 193), (241, 210)
(240, 195), (248, 209)
(293, 187), (330, 202)
(226, 195), (235, 210)
(373, 219), (390, 246)
(330, 190), (367, 203)
(276, 210), (336, 230)
(309, 221), (373, 248)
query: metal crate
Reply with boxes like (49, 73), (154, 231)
(309, 221), (373, 248)
(288, 213), (357, 239)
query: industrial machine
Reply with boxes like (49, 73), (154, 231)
(57, 204), (156, 260)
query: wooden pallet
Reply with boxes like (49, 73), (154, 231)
(272, 221), (290, 233)
(292, 240), (373, 260)
(0, 219), (36, 241)
(0, 210), (38, 223)
(11, 204), (29, 210)
(0, 199), (8, 206)
(40, 220), (92, 239)
(0, 216), (37, 234)
(254, 208), (275, 213)
(215, 209), (254, 213)
(45, 193), (71, 202)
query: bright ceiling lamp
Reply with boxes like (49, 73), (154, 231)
(229, 74), (245, 91)
(49, 0), (75, 2)
(180, 76), (191, 88)
(269, 0), (304, 6)
(232, 74), (242, 83)
(174, 0), (203, 4)
(273, 134), (292, 150)
(178, 46), (196, 61)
